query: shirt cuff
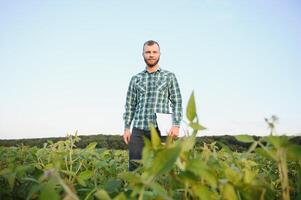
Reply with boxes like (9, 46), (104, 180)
(172, 120), (181, 127)
(124, 123), (131, 129)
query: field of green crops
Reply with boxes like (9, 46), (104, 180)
(1, 93), (301, 200)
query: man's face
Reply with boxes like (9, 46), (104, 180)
(143, 44), (161, 67)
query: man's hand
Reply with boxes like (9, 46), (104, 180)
(168, 126), (180, 138)
(123, 128), (131, 144)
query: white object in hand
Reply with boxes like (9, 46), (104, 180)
(155, 113), (188, 137)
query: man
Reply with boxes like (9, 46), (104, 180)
(123, 40), (182, 171)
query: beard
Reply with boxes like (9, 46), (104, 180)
(144, 56), (160, 67)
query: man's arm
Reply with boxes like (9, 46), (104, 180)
(168, 73), (183, 137)
(123, 77), (137, 144)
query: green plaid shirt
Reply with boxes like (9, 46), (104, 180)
(123, 67), (182, 130)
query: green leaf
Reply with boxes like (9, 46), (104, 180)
(150, 124), (162, 149)
(177, 171), (200, 182)
(95, 160), (107, 169)
(104, 178), (122, 193)
(113, 192), (127, 200)
(143, 191), (156, 198)
(15, 165), (33, 177)
(76, 177), (86, 187)
(255, 148), (275, 160)
(234, 135), (254, 143)
(186, 159), (217, 188)
(149, 145), (181, 177)
(39, 181), (60, 200)
(243, 168), (257, 184)
(189, 122), (206, 131)
(7, 172), (16, 190)
(222, 183), (238, 200)
(26, 184), (41, 200)
(186, 91), (196, 122)
(78, 170), (92, 180)
(44, 163), (54, 170)
(94, 190), (112, 200)
(0, 168), (11, 176)
(287, 144), (301, 161)
(86, 142), (98, 150)
(266, 136), (289, 148)
(225, 167), (241, 185)
(192, 185), (217, 200)
(118, 172), (143, 185)
(149, 182), (172, 200)
(142, 138), (154, 169)
(181, 135), (196, 152)
(217, 142), (232, 153)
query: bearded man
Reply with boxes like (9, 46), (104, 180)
(123, 40), (182, 171)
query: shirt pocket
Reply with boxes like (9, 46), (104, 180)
(135, 79), (146, 95)
(157, 78), (168, 92)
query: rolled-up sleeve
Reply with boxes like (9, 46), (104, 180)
(123, 77), (137, 129)
(168, 73), (182, 126)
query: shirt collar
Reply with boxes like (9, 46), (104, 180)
(143, 67), (161, 73)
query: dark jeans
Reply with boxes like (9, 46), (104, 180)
(128, 127), (161, 171)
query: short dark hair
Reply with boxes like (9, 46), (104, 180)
(143, 40), (160, 51)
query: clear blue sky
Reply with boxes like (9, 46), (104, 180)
(0, 0), (300, 139)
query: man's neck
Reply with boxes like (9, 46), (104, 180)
(146, 65), (159, 73)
